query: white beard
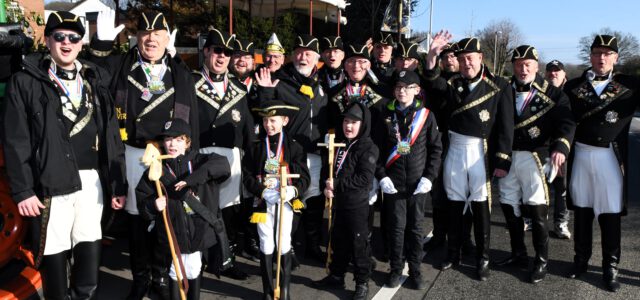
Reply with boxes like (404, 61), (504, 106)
(294, 64), (314, 77)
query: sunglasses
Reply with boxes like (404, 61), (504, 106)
(52, 32), (83, 44)
(211, 46), (233, 57)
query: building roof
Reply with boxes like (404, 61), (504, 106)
(44, 1), (87, 12)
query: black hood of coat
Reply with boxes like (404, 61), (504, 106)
(337, 101), (371, 142)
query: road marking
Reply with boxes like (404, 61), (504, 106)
(371, 232), (433, 300)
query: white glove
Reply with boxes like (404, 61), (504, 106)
(542, 158), (558, 183)
(324, 133), (330, 144)
(97, 10), (125, 41)
(379, 177), (398, 194)
(285, 186), (297, 202)
(413, 177), (433, 195)
(262, 188), (280, 205)
(368, 178), (379, 205)
(167, 29), (178, 57)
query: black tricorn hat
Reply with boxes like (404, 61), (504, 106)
(160, 118), (191, 138)
(203, 28), (235, 50)
(455, 37), (482, 55)
(137, 11), (170, 32)
(233, 38), (254, 55)
(320, 36), (344, 52)
(345, 43), (371, 60)
(591, 34), (618, 53)
(253, 100), (300, 118)
(295, 34), (320, 53)
(45, 11), (85, 36)
(511, 45), (539, 62)
(375, 31), (395, 45)
(439, 43), (457, 57)
(395, 40), (421, 60)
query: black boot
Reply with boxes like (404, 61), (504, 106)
(187, 276), (202, 300)
(353, 282), (369, 300)
(495, 204), (528, 268)
(280, 251), (293, 300)
(260, 253), (274, 300)
(472, 201), (491, 281)
(440, 201), (465, 270)
(221, 245), (249, 280)
(127, 214), (152, 300)
(528, 205), (549, 283)
(70, 241), (101, 299)
(461, 212), (476, 255)
(568, 207), (594, 279)
(599, 213), (621, 292)
(41, 251), (70, 300)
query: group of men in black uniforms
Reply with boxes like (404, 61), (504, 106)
(2, 8), (638, 300)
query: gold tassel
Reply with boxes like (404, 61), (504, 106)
(299, 85), (314, 98)
(291, 199), (304, 212)
(119, 128), (128, 141)
(250, 212), (267, 224)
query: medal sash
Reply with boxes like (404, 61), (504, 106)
(137, 51), (167, 94)
(202, 67), (228, 98)
(385, 107), (430, 168)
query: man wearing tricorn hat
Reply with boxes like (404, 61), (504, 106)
(318, 35), (346, 92)
(425, 32), (514, 281)
(2, 11), (127, 299)
(193, 28), (255, 280)
(495, 45), (575, 283)
(370, 31), (397, 87)
(256, 33), (329, 263)
(563, 34), (640, 292)
(88, 10), (199, 299)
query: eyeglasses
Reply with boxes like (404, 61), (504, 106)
(590, 51), (616, 57)
(394, 85), (418, 91)
(211, 46), (233, 57)
(346, 59), (369, 66)
(52, 32), (82, 44)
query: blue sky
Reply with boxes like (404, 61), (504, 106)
(411, 0), (640, 64)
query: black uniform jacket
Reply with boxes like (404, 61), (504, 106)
(326, 102), (379, 210)
(511, 74), (575, 158)
(87, 38), (199, 149)
(136, 150), (230, 253)
(2, 54), (127, 203)
(318, 65), (346, 93)
(257, 63), (328, 154)
(242, 130), (310, 200)
(328, 78), (390, 130)
(423, 65), (514, 172)
(374, 99), (443, 194)
(371, 60), (395, 91)
(192, 70), (255, 150)
(564, 70), (640, 215)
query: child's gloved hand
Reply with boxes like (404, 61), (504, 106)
(413, 177), (432, 195)
(379, 177), (398, 194)
(284, 186), (297, 202)
(262, 188), (280, 205)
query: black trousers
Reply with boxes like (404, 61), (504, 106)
(128, 213), (169, 286)
(330, 206), (371, 284)
(385, 192), (427, 276)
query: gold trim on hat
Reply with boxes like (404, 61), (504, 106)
(597, 35), (616, 46)
(297, 36), (319, 49)
(211, 28), (235, 48)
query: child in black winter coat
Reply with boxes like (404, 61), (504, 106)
(313, 102), (379, 300)
(136, 119), (230, 300)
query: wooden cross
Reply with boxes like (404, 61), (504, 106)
(265, 165), (300, 300)
(141, 143), (188, 300)
(317, 131), (346, 273)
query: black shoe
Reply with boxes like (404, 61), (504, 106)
(440, 253), (460, 271)
(221, 266), (249, 280)
(408, 274), (428, 290)
(312, 275), (345, 289)
(290, 250), (301, 270)
(494, 254), (528, 269)
(530, 262), (548, 284)
(151, 277), (170, 300)
(568, 263), (588, 279)
(241, 250), (261, 263)
(604, 267), (621, 292)
(477, 260), (490, 281)
(386, 272), (402, 288)
(353, 282), (369, 300)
